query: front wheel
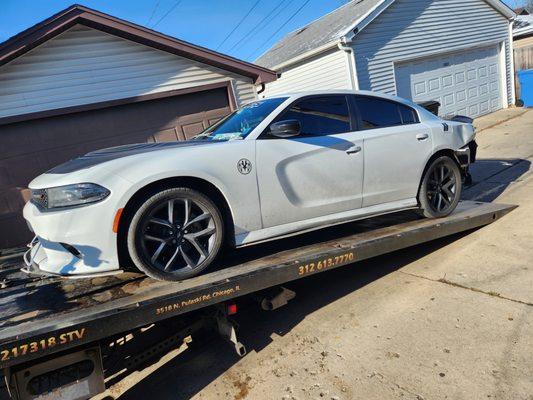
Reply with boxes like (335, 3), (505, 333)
(418, 156), (462, 218)
(126, 187), (224, 281)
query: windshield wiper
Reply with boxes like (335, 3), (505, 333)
(192, 133), (211, 140)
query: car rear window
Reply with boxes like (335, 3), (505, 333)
(398, 104), (418, 124)
(354, 96), (419, 130)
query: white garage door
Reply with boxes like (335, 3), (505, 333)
(395, 45), (502, 118)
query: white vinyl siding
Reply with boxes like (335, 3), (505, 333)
(0, 25), (256, 118)
(262, 48), (350, 97)
(352, 0), (513, 106)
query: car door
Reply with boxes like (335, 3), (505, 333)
(255, 95), (364, 228)
(352, 95), (433, 207)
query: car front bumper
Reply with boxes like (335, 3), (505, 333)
(22, 198), (121, 277)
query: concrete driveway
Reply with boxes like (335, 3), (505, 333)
(100, 110), (533, 400)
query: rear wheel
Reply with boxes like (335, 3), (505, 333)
(127, 187), (224, 281)
(418, 156), (462, 218)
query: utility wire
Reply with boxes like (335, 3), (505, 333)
(227, 0), (290, 53)
(152, 0), (183, 28)
(146, 0), (161, 26)
(248, 0), (311, 60)
(238, 0), (294, 57)
(216, 0), (262, 50)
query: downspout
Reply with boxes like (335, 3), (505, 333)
(338, 39), (359, 90)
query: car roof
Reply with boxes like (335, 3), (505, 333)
(260, 89), (440, 122)
(263, 90), (415, 106)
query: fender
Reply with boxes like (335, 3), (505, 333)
(115, 169), (238, 231)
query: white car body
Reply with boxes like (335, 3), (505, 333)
(23, 90), (475, 277)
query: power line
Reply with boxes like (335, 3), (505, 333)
(237, 0), (294, 56)
(248, 0), (311, 60)
(227, 0), (290, 53)
(146, 0), (161, 26)
(216, 0), (262, 51)
(152, 0), (183, 28)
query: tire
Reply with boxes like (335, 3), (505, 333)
(126, 187), (224, 281)
(418, 156), (462, 218)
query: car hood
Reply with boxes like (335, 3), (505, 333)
(46, 140), (220, 174)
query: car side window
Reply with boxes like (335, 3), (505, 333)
(398, 103), (418, 125)
(276, 96), (351, 136)
(354, 96), (419, 130)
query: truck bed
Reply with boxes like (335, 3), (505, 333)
(0, 201), (516, 368)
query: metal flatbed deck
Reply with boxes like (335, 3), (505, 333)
(0, 201), (516, 369)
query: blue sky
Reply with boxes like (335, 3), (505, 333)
(0, 0), (522, 63)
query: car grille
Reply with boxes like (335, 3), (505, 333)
(31, 189), (48, 209)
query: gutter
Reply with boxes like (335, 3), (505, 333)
(338, 38), (359, 90)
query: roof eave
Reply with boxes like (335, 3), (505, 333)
(486, 0), (516, 19)
(343, 0), (395, 42)
(0, 4), (277, 84)
(342, 0), (515, 42)
(268, 40), (340, 71)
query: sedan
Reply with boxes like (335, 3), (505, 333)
(23, 90), (476, 281)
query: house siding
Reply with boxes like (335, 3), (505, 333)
(262, 48), (350, 97)
(352, 0), (513, 105)
(0, 25), (256, 118)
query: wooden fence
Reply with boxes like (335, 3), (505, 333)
(514, 45), (533, 101)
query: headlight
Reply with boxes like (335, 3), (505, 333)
(31, 183), (110, 209)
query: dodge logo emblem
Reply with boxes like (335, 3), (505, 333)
(237, 158), (252, 175)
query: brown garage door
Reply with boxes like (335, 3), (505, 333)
(0, 87), (232, 248)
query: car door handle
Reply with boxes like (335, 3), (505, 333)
(346, 145), (362, 155)
(416, 133), (429, 141)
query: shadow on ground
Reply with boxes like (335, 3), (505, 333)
(462, 158), (530, 202)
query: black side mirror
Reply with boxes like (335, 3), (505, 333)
(269, 120), (301, 138)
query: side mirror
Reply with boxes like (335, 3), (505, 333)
(269, 120), (301, 138)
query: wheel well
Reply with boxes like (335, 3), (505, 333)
(416, 149), (460, 202)
(116, 177), (235, 269)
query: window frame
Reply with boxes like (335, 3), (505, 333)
(259, 94), (357, 139)
(350, 95), (420, 131)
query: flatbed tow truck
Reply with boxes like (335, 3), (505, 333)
(0, 200), (515, 399)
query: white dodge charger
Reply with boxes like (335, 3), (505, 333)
(23, 90), (476, 281)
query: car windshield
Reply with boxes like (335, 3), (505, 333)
(195, 97), (288, 141)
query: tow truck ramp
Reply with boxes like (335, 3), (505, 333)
(0, 201), (516, 399)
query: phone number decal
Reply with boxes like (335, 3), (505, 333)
(297, 251), (355, 276)
(0, 328), (86, 362)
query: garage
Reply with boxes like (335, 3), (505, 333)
(257, 0), (515, 119)
(0, 85), (233, 248)
(395, 45), (503, 118)
(0, 5), (277, 248)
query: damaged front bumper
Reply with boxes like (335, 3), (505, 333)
(22, 199), (121, 278)
(22, 236), (122, 279)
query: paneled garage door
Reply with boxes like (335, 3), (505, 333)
(0, 87), (232, 248)
(395, 45), (502, 118)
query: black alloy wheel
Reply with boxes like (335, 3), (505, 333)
(418, 156), (462, 218)
(127, 188), (224, 281)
